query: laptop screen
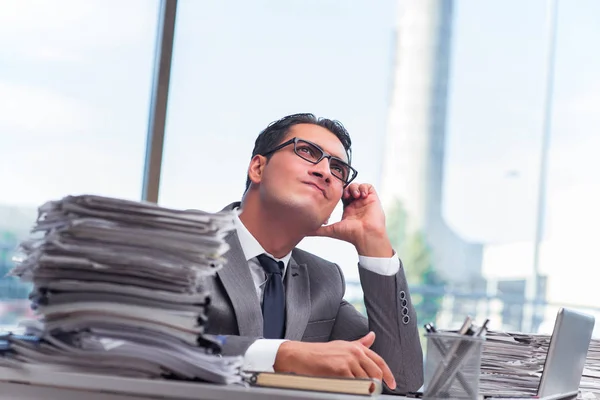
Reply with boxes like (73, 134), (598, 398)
(537, 308), (594, 398)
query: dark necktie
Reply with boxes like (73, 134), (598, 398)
(256, 254), (285, 339)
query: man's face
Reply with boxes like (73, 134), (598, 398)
(255, 123), (348, 226)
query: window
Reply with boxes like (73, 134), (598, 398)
(3, 0), (598, 336)
(0, 0), (160, 329)
(160, 0), (600, 334)
(159, 0), (396, 288)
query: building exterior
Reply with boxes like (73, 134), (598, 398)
(380, 0), (484, 290)
(0, 205), (36, 328)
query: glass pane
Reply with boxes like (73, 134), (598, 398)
(0, 0), (160, 330)
(161, 0), (600, 335)
(442, 0), (548, 332)
(541, 0), (600, 331)
(160, 0), (396, 289)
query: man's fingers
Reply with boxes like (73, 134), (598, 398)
(358, 183), (372, 197)
(349, 360), (369, 379)
(345, 183), (361, 199)
(310, 224), (329, 237)
(343, 186), (353, 199)
(364, 347), (396, 389)
(355, 331), (376, 348)
(343, 182), (375, 204)
(310, 222), (341, 239)
(357, 352), (384, 382)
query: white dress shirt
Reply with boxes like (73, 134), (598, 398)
(233, 211), (400, 372)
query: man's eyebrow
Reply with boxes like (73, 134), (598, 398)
(296, 136), (349, 163)
(331, 149), (349, 163)
(315, 142), (347, 162)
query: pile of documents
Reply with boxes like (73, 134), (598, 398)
(1, 195), (242, 384)
(479, 331), (600, 398)
(581, 340), (600, 397)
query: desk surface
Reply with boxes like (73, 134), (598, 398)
(0, 365), (399, 400)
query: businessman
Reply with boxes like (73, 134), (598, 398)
(203, 113), (423, 392)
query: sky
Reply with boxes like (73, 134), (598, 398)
(1, 0), (600, 312)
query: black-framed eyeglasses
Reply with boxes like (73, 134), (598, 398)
(262, 137), (358, 187)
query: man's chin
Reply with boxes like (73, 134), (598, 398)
(276, 197), (327, 224)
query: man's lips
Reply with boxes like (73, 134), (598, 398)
(303, 182), (327, 198)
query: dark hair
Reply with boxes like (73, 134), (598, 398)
(244, 113), (353, 192)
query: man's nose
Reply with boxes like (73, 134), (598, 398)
(310, 157), (332, 181)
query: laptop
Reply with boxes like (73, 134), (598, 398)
(488, 307), (595, 400)
(536, 308), (595, 399)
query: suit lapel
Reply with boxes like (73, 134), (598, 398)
(218, 230), (263, 337)
(284, 256), (311, 340)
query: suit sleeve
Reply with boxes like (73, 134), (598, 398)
(219, 335), (258, 357)
(329, 259), (424, 393)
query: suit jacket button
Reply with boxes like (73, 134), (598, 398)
(402, 315), (410, 324)
(399, 290), (406, 299)
(402, 306), (409, 316)
(401, 298), (408, 307)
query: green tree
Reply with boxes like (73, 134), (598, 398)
(0, 230), (30, 300)
(385, 199), (445, 328)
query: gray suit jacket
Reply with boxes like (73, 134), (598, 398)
(203, 203), (424, 393)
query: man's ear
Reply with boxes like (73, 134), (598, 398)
(247, 155), (267, 185)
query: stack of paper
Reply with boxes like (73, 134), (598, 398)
(479, 331), (600, 398)
(1, 195), (242, 384)
(581, 340), (600, 397)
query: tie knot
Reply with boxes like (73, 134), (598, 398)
(257, 254), (284, 275)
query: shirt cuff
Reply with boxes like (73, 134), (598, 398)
(242, 339), (288, 372)
(358, 251), (400, 276)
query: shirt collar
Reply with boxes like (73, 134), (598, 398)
(233, 209), (293, 269)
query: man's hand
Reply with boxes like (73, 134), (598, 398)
(311, 183), (393, 257)
(273, 332), (397, 390)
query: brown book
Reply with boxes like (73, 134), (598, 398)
(246, 372), (382, 396)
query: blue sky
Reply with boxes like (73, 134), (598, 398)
(1, 0), (599, 305)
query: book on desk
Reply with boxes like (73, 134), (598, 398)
(246, 372), (382, 396)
